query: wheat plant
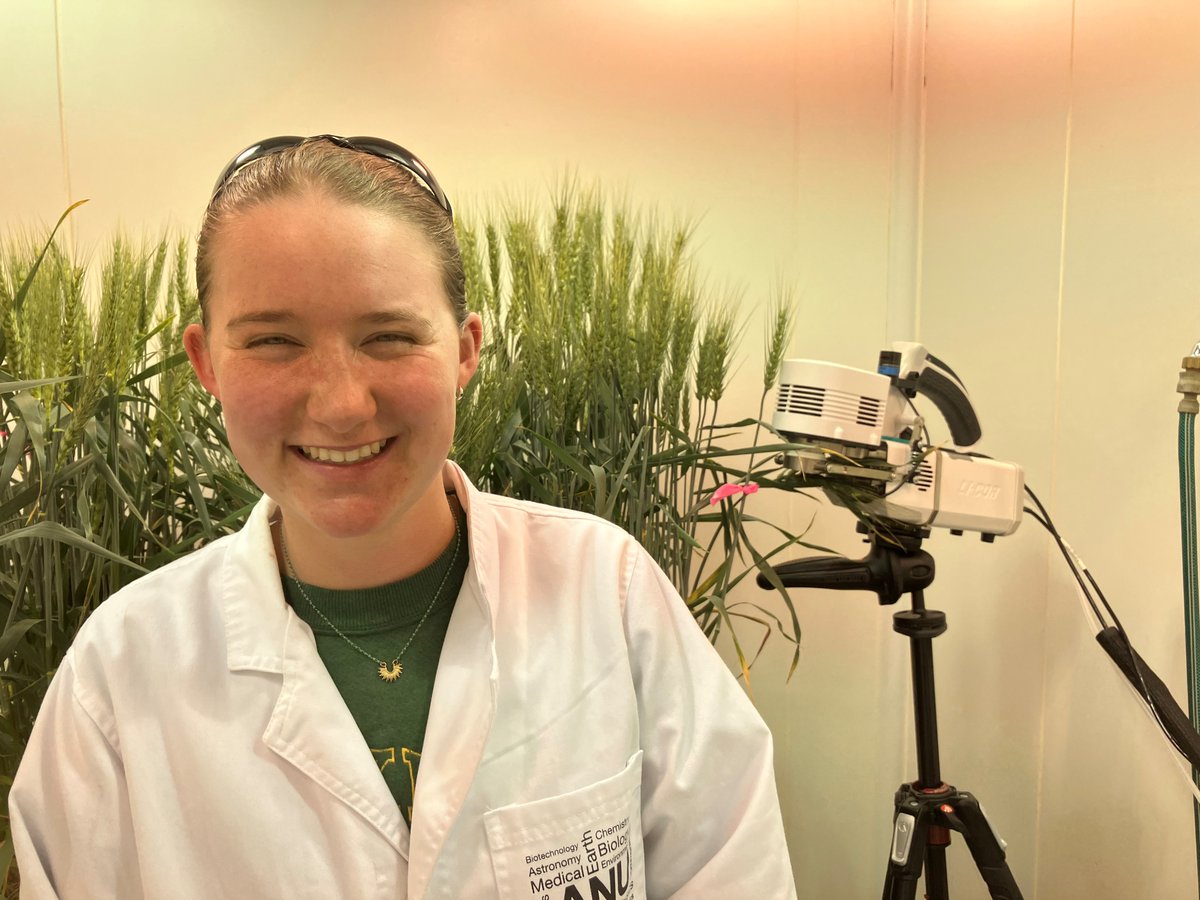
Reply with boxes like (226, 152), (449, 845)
(454, 187), (820, 688)
(0, 208), (256, 890)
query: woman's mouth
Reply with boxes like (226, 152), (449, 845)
(295, 438), (391, 465)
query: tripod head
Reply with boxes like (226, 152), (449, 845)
(757, 525), (935, 606)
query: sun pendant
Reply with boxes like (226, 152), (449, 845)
(378, 660), (403, 682)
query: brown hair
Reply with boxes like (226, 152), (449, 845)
(195, 138), (466, 326)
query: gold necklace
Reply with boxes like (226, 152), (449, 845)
(279, 515), (462, 683)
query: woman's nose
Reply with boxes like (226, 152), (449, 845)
(305, 354), (377, 433)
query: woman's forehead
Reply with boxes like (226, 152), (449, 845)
(217, 189), (429, 250)
(206, 196), (450, 324)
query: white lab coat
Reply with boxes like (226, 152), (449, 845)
(12, 463), (796, 899)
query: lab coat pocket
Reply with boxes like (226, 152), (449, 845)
(484, 749), (646, 900)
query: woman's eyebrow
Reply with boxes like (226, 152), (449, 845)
(225, 310), (297, 329)
(358, 310), (435, 330)
(224, 309), (434, 330)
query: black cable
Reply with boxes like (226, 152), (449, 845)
(881, 443), (1199, 765)
(883, 473), (915, 498)
(867, 438), (1193, 764)
(1023, 506), (1049, 530)
(1024, 484), (1199, 764)
(1020, 498), (1107, 626)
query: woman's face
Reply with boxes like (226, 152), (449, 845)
(184, 189), (481, 549)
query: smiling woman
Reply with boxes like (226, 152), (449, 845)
(8, 135), (796, 899)
(186, 191), (479, 583)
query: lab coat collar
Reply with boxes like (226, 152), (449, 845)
(219, 462), (500, 673)
(221, 495), (289, 674)
(217, 463), (500, 895)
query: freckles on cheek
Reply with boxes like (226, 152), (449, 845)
(217, 372), (298, 446)
(223, 390), (282, 427)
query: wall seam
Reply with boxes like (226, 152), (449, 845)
(52, 0), (75, 248)
(884, 0), (928, 348)
(1034, 1), (1079, 895)
(883, 0), (931, 793)
(912, 0), (929, 344)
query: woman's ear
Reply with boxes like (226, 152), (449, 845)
(183, 323), (221, 398)
(457, 312), (484, 388)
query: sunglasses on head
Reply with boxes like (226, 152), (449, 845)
(209, 134), (453, 219)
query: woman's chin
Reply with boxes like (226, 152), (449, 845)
(282, 489), (450, 544)
(305, 511), (395, 543)
(271, 471), (450, 547)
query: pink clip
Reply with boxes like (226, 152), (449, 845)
(709, 482), (760, 505)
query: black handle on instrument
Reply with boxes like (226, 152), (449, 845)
(913, 354), (982, 447)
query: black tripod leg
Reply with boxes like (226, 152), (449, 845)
(952, 792), (1024, 900)
(924, 844), (949, 900)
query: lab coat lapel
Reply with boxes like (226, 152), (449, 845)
(262, 611), (409, 856)
(406, 466), (499, 899)
(223, 496), (408, 858)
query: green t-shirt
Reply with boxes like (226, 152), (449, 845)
(281, 501), (468, 826)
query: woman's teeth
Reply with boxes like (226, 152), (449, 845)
(300, 440), (387, 464)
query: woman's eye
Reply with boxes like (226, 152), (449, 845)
(371, 333), (416, 345)
(246, 336), (295, 348)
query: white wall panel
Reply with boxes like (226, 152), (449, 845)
(1039, 2), (1200, 896)
(919, 3), (1075, 895)
(721, 5), (907, 898)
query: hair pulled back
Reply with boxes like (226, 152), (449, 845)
(195, 138), (466, 327)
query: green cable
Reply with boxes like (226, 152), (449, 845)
(1178, 411), (1200, 896)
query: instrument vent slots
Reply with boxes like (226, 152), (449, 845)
(913, 461), (934, 492)
(778, 384), (882, 428)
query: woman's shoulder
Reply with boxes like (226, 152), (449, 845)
(113, 530), (237, 600)
(69, 532), (239, 655)
(473, 491), (638, 546)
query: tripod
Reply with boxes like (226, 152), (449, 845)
(762, 528), (1023, 900)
